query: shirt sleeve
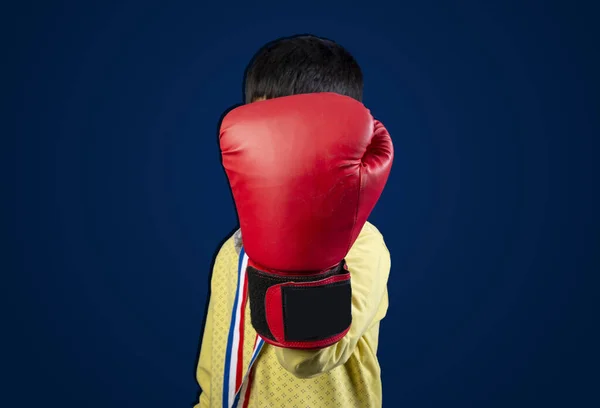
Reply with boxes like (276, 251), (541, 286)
(195, 237), (237, 407)
(273, 222), (391, 378)
(194, 290), (214, 408)
(196, 239), (236, 408)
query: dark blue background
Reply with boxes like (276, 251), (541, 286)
(4, 1), (599, 407)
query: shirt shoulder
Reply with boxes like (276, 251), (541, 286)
(211, 233), (239, 286)
(361, 220), (385, 240)
(348, 221), (389, 265)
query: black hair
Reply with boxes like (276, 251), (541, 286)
(244, 34), (363, 103)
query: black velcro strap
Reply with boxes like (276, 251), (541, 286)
(282, 279), (351, 342)
(246, 261), (352, 345)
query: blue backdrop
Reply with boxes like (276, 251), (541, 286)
(4, 1), (599, 407)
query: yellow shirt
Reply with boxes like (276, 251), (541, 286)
(194, 221), (391, 408)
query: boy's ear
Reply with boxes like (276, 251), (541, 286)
(251, 96), (267, 102)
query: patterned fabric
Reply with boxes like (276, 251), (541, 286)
(195, 222), (391, 408)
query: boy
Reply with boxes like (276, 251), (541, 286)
(195, 35), (392, 408)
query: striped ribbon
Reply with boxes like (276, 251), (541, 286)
(222, 247), (265, 408)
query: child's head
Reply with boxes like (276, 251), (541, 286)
(244, 34), (363, 104)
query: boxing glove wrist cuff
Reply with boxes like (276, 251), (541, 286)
(246, 260), (352, 349)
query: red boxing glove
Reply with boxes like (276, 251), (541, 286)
(220, 93), (393, 349)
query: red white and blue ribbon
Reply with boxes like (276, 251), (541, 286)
(222, 247), (265, 408)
